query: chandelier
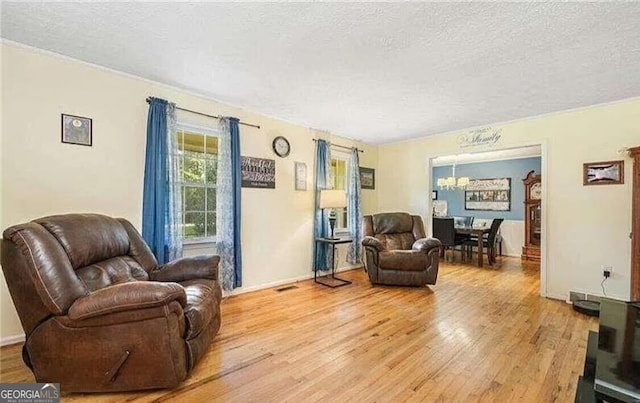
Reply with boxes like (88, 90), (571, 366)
(437, 161), (470, 190)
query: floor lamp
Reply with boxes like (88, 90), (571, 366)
(319, 189), (347, 240)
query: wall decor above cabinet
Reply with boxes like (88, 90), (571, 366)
(583, 160), (624, 185)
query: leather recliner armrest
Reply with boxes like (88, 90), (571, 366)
(149, 255), (220, 283)
(362, 236), (384, 252)
(68, 282), (187, 321)
(412, 238), (442, 253)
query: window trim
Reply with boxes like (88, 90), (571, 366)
(176, 122), (220, 244)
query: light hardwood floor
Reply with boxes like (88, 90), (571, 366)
(0, 257), (596, 402)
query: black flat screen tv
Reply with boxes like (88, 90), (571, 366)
(596, 298), (640, 402)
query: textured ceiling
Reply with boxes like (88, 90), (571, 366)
(2, 2), (640, 144)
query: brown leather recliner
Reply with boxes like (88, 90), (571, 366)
(1, 214), (222, 392)
(362, 212), (442, 287)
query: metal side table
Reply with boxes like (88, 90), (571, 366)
(314, 237), (353, 288)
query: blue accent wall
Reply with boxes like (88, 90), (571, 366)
(433, 157), (541, 221)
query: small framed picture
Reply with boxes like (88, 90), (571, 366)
(295, 162), (307, 191)
(583, 160), (624, 186)
(359, 167), (375, 189)
(61, 114), (92, 146)
(432, 190), (438, 200)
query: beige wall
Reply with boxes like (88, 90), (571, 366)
(0, 43), (378, 341)
(2, 39), (639, 343)
(0, 40), (6, 341)
(378, 98), (640, 301)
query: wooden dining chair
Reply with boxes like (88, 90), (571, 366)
(463, 218), (504, 265)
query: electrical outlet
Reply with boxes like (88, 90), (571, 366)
(602, 265), (613, 278)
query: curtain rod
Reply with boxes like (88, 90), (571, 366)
(145, 97), (260, 129)
(312, 138), (364, 153)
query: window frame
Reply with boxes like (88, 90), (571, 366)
(330, 149), (351, 235)
(175, 122), (219, 245)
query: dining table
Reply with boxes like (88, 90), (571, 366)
(455, 226), (491, 267)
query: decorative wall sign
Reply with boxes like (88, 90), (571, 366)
(294, 162), (307, 190)
(457, 127), (502, 149)
(464, 178), (511, 211)
(61, 114), (92, 146)
(241, 156), (275, 188)
(583, 160), (624, 186)
(359, 167), (375, 189)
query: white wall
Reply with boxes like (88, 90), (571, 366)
(378, 98), (640, 301)
(472, 218), (523, 258)
(498, 220), (524, 258)
(0, 42), (378, 341)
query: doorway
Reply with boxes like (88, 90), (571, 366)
(427, 143), (547, 296)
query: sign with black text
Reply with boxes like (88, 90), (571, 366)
(457, 127), (503, 149)
(241, 156), (276, 188)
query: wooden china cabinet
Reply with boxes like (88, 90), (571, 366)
(522, 170), (542, 262)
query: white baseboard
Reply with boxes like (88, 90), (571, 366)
(226, 265), (362, 297)
(545, 292), (568, 302)
(1, 333), (25, 347)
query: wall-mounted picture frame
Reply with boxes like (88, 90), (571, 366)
(359, 167), (375, 189)
(583, 160), (624, 186)
(464, 177), (511, 211)
(61, 114), (92, 146)
(433, 200), (448, 217)
(432, 190), (438, 200)
(295, 162), (307, 191)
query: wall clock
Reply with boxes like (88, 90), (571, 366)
(272, 136), (290, 158)
(530, 182), (542, 200)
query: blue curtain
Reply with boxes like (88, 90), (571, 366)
(142, 97), (182, 264)
(313, 140), (332, 272)
(217, 117), (242, 290)
(229, 118), (242, 288)
(346, 148), (363, 264)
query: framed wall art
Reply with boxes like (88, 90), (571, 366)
(61, 114), (92, 146)
(359, 167), (375, 189)
(583, 160), (624, 186)
(464, 178), (511, 211)
(295, 162), (307, 191)
(433, 200), (448, 217)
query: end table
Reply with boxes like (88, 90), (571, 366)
(314, 237), (353, 288)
